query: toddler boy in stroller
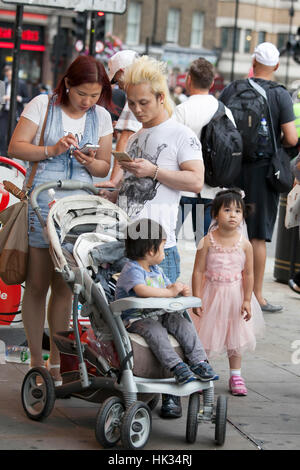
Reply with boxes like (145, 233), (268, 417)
(115, 218), (218, 386)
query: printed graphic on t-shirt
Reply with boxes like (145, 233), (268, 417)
(118, 134), (166, 218)
(145, 273), (166, 288)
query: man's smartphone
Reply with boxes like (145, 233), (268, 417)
(79, 144), (100, 155)
(112, 151), (134, 162)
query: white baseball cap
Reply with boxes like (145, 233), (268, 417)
(107, 50), (138, 82)
(252, 42), (280, 66)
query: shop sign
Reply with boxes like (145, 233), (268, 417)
(2, 0), (127, 13)
(0, 22), (45, 50)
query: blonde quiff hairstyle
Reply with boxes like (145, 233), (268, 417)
(123, 55), (174, 117)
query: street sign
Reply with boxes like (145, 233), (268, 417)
(2, 0), (127, 13)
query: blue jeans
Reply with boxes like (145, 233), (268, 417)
(127, 311), (207, 370)
(176, 196), (212, 246)
(159, 245), (180, 283)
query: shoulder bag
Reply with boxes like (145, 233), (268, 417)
(0, 98), (50, 285)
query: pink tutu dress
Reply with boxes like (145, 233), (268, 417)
(193, 230), (265, 358)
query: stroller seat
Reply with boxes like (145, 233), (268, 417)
(71, 231), (185, 380)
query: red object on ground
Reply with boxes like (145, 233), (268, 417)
(0, 279), (22, 325)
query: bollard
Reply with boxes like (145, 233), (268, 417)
(274, 193), (300, 283)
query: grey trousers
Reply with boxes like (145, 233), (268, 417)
(127, 311), (207, 370)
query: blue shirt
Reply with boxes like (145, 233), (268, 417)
(115, 260), (171, 321)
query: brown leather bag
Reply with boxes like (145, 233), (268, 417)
(0, 99), (50, 285)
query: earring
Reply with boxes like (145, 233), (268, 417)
(66, 88), (69, 94)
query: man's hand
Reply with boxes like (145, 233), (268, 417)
(119, 158), (156, 178)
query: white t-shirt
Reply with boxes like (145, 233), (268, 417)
(172, 94), (235, 199)
(118, 118), (203, 248)
(114, 102), (142, 133)
(21, 94), (113, 146)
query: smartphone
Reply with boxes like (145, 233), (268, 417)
(112, 151), (134, 162)
(79, 144), (100, 155)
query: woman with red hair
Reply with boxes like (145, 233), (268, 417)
(8, 55), (113, 385)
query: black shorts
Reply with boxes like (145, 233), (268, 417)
(237, 162), (279, 242)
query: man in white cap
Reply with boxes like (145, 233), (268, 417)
(220, 42), (298, 313)
(99, 50), (142, 189)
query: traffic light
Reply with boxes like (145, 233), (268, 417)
(95, 11), (106, 42)
(72, 12), (88, 48)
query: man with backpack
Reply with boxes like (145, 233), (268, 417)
(173, 57), (239, 245)
(220, 42), (298, 312)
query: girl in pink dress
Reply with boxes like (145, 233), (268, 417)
(192, 189), (265, 396)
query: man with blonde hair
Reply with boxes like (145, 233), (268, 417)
(113, 55), (205, 419)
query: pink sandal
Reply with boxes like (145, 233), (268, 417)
(229, 375), (248, 396)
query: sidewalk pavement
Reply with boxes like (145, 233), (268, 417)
(0, 238), (299, 451)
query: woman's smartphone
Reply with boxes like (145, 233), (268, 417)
(112, 151), (133, 162)
(79, 144), (100, 155)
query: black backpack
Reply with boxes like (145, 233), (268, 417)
(223, 79), (280, 161)
(200, 101), (243, 188)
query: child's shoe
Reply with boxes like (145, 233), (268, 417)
(190, 361), (219, 382)
(172, 362), (197, 385)
(229, 375), (247, 396)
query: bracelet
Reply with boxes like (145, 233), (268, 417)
(153, 164), (159, 180)
(44, 146), (49, 159)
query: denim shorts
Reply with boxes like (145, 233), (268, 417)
(158, 245), (180, 283)
(27, 158), (93, 248)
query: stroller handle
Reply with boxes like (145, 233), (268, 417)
(30, 180), (101, 210)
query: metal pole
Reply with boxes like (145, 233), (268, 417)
(285, 0), (295, 87)
(152, 0), (159, 45)
(230, 0), (239, 82)
(7, 5), (23, 150)
(89, 11), (96, 56)
(53, 16), (61, 89)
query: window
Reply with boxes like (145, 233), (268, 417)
(221, 27), (241, 52)
(105, 13), (113, 36)
(244, 29), (252, 53)
(126, 2), (141, 46)
(190, 12), (204, 48)
(258, 31), (266, 44)
(277, 33), (288, 50)
(166, 8), (180, 43)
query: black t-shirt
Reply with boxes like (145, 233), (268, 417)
(220, 78), (295, 150)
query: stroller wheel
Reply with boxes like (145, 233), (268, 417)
(214, 395), (228, 446)
(186, 392), (200, 444)
(95, 396), (125, 448)
(121, 401), (152, 450)
(21, 367), (56, 421)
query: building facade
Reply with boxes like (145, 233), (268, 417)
(1, 0), (300, 93)
(217, 0), (300, 86)
(111, 0), (219, 71)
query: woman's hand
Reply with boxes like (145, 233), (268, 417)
(52, 133), (79, 156)
(119, 158), (156, 178)
(73, 148), (96, 167)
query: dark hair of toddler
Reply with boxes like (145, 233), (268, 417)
(125, 218), (167, 261)
(210, 188), (253, 220)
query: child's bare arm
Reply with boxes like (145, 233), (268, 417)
(242, 239), (254, 302)
(133, 282), (185, 298)
(241, 239), (254, 321)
